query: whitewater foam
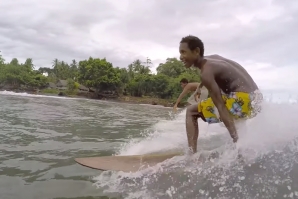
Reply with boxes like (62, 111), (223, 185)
(0, 90), (71, 99)
(2, 90), (298, 198)
(93, 91), (298, 199)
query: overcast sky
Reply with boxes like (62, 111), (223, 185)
(0, 0), (297, 92)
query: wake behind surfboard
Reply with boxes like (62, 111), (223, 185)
(75, 152), (184, 172)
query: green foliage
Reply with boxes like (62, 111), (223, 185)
(67, 78), (76, 91)
(156, 58), (186, 78)
(74, 82), (80, 89)
(120, 57), (201, 102)
(41, 88), (59, 94)
(78, 57), (120, 91)
(0, 56), (48, 89)
(66, 79), (80, 95)
(0, 52), (201, 103)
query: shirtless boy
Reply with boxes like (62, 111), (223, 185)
(179, 35), (263, 153)
(173, 78), (203, 112)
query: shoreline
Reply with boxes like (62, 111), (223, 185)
(0, 89), (180, 108)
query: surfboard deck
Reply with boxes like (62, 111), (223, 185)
(75, 152), (184, 172)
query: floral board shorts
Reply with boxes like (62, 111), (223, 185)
(198, 90), (263, 124)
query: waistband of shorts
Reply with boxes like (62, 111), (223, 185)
(221, 89), (262, 95)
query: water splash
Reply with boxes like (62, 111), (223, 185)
(0, 90), (70, 99)
(93, 91), (298, 199)
(2, 90), (298, 198)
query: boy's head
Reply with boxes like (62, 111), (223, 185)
(180, 78), (188, 88)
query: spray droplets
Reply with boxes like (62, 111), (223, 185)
(166, 186), (177, 198)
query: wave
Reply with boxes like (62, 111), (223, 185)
(0, 90), (71, 100)
(2, 90), (298, 198)
(93, 91), (298, 199)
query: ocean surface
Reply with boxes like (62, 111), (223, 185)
(0, 90), (298, 199)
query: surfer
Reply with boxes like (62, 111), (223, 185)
(173, 78), (204, 112)
(179, 35), (263, 153)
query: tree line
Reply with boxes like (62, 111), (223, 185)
(0, 53), (201, 100)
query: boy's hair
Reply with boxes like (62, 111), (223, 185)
(180, 78), (188, 84)
(180, 35), (204, 56)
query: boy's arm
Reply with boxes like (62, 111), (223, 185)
(174, 85), (190, 107)
(201, 67), (238, 142)
(194, 82), (204, 102)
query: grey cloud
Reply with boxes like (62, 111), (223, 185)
(0, 0), (297, 71)
(225, 16), (298, 66)
(1, 1), (116, 30)
(0, 26), (124, 68)
(0, 0), (132, 67)
(113, 0), (298, 67)
(112, 1), (257, 45)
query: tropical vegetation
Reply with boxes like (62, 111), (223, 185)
(0, 52), (201, 105)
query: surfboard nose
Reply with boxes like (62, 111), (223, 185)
(75, 152), (183, 172)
